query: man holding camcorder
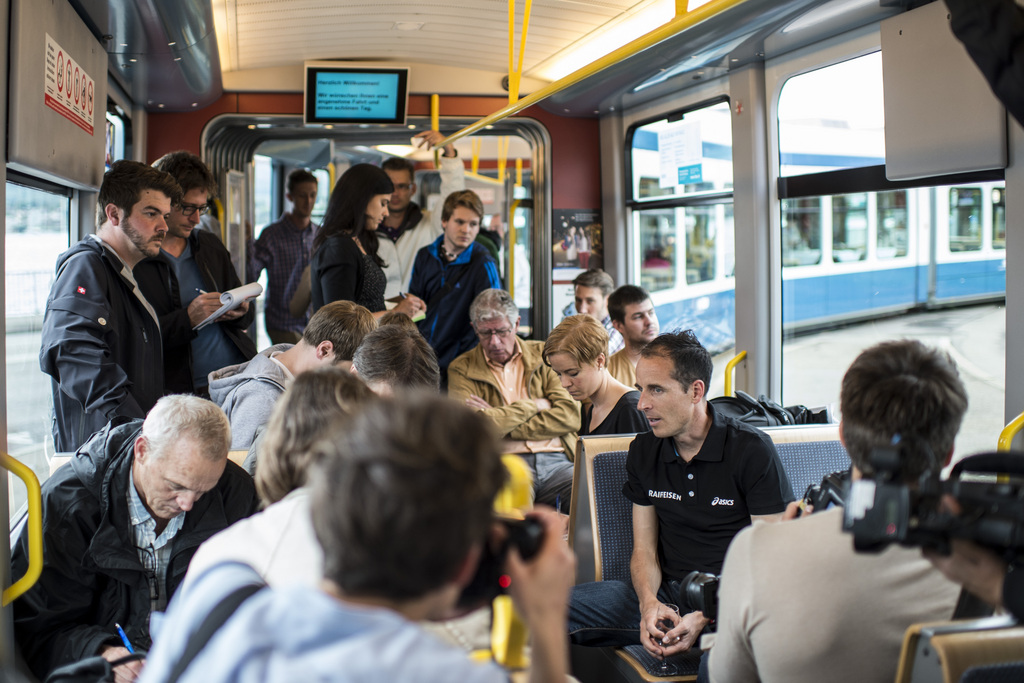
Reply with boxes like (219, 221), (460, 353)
(709, 340), (965, 683)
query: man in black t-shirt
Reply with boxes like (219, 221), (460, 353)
(568, 330), (790, 661)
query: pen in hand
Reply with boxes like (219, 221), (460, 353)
(115, 622), (135, 653)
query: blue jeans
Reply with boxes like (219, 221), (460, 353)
(569, 580), (709, 682)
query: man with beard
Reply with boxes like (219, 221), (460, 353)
(40, 160), (181, 452)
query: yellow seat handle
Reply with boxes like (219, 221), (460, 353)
(998, 411), (1024, 451)
(2, 453), (43, 606)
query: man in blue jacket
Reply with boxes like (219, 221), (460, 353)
(408, 190), (501, 385)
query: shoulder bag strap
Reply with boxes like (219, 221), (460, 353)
(166, 582), (264, 683)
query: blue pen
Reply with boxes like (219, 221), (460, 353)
(115, 623), (135, 653)
(555, 494), (561, 514)
(196, 288), (208, 295)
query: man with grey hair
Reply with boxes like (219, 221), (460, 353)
(449, 288), (580, 510)
(11, 395), (258, 682)
(352, 326), (441, 395)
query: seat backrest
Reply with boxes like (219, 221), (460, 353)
(570, 434), (636, 584)
(960, 662), (1024, 683)
(760, 424), (849, 500)
(893, 616), (1024, 683)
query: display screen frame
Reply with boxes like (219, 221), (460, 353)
(303, 64), (410, 125)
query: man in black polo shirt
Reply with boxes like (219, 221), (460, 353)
(568, 330), (791, 663)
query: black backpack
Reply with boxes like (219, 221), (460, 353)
(710, 390), (830, 427)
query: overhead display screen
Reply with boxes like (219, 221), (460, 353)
(304, 65), (409, 125)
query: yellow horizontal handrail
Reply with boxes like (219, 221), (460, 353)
(724, 350), (747, 397)
(2, 453), (43, 606)
(438, 0), (748, 147)
(998, 411), (1024, 451)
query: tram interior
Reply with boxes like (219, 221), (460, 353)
(3, 0), (1024, 680)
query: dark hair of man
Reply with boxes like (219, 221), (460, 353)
(302, 300), (377, 362)
(353, 326), (440, 391)
(441, 190), (484, 222)
(287, 168), (318, 194)
(152, 150), (218, 197)
(97, 160), (182, 225)
(377, 310), (419, 333)
(640, 330), (712, 391)
(840, 340), (968, 481)
(256, 367), (376, 506)
(572, 268), (615, 297)
(313, 163), (393, 267)
(608, 284), (652, 324)
(381, 156), (415, 180)
(310, 393), (506, 600)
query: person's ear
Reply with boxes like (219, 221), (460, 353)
(133, 435), (148, 465)
(315, 340), (335, 361)
(690, 379), (706, 402)
(596, 353), (607, 370)
(611, 320), (625, 336)
(105, 203), (122, 226)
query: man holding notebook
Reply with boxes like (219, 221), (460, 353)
(136, 151), (256, 397)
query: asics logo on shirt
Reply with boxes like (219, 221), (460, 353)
(711, 497), (735, 506)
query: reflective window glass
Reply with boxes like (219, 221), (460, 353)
(778, 52), (885, 177)
(6, 182), (70, 517)
(876, 190), (908, 259)
(832, 193), (868, 262)
(992, 186), (1006, 250)
(630, 101), (733, 202)
(782, 198), (823, 267)
(949, 187), (983, 252)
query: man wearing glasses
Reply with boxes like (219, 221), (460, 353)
(378, 130), (465, 299)
(137, 151), (256, 397)
(449, 289), (580, 511)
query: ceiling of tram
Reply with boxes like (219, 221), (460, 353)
(210, 0), (675, 82)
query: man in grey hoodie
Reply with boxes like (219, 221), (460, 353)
(208, 301), (375, 450)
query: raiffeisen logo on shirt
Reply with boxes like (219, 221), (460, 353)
(648, 489), (682, 501)
(711, 497), (735, 506)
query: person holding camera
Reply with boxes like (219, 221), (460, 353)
(568, 331), (791, 665)
(138, 394), (575, 683)
(708, 340), (966, 683)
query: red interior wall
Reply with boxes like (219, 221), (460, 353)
(146, 93), (601, 211)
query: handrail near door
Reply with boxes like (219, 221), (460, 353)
(998, 411), (1024, 451)
(1, 453), (42, 605)
(724, 350), (747, 397)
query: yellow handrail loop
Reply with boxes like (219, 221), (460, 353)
(2, 453), (43, 606)
(998, 411), (1024, 451)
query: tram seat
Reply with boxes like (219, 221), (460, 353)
(228, 449), (248, 468)
(568, 434), (698, 682)
(759, 424), (849, 501)
(893, 616), (1024, 683)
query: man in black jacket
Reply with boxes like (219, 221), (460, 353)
(11, 395), (258, 682)
(39, 160), (181, 453)
(136, 151), (256, 397)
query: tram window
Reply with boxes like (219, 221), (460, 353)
(253, 155), (273, 229)
(832, 193), (868, 262)
(778, 52), (885, 177)
(6, 181), (71, 518)
(636, 208), (677, 292)
(685, 205), (721, 284)
(629, 100), (733, 202)
(311, 168), (330, 223)
(782, 198), (822, 266)
(949, 187), (983, 252)
(876, 190), (908, 259)
(992, 187), (1006, 250)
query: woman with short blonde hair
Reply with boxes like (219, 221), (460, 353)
(544, 315), (648, 436)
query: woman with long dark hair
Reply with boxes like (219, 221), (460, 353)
(310, 163), (425, 319)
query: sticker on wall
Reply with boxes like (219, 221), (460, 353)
(44, 33), (95, 135)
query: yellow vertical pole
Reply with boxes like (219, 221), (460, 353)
(515, 158), (523, 187)
(676, 0), (689, 15)
(431, 94), (441, 167)
(471, 138), (482, 176)
(496, 137), (510, 184)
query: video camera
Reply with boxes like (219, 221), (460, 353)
(678, 570), (720, 622)
(843, 447), (1024, 558)
(457, 515), (545, 611)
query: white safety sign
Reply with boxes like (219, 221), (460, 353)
(658, 121), (703, 188)
(44, 33), (95, 135)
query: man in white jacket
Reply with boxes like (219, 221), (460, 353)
(378, 130), (465, 299)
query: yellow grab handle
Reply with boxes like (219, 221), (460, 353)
(2, 453), (43, 606)
(724, 350), (747, 398)
(998, 411), (1024, 451)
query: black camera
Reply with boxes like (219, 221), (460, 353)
(843, 448), (1024, 558)
(457, 516), (545, 611)
(799, 470), (849, 516)
(678, 570), (720, 622)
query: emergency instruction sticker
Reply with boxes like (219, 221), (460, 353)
(44, 33), (95, 135)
